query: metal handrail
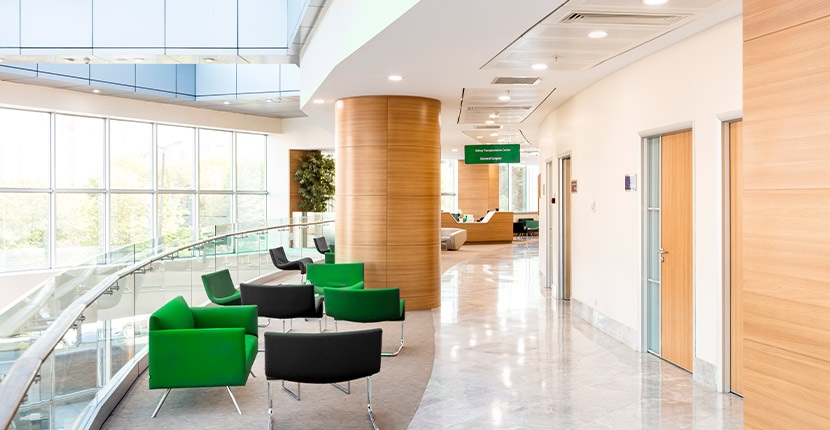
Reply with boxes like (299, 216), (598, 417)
(0, 218), (334, 429)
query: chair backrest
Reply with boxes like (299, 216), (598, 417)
(240, 283), (316, 318)
(324, 288), (402, 322)
(269, 247), (289, 267)
(149, 296), (194, 330)
(525, 220), (539, 229)
(513, 222), (527, 234)
(264, 329), (382, 383)
(313, 236), (330, 254)
(306, 262), (363, 287)
(518, 218), (533, 223)
(201, 269), (237, 302)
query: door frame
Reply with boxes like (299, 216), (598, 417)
(545, 157), (554, 289)
(557, 151), (571, 300)
(639, 124), (695, 358)
(720, 112), (742, 394)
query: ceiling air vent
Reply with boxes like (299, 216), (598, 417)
(560, 11), (686, 26)
(473, 125), (504, 130)
(491, 77), (541, 86)
(467, 106), (533, 112)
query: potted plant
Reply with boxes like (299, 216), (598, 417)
(293, 151), (335, 213)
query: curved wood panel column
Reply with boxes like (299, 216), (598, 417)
(335, 96), (441, 310)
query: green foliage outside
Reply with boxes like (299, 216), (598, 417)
(293, 152), (335, 213)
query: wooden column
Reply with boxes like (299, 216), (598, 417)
(335, 96), (441, 310)
(743, 1), (830, 427)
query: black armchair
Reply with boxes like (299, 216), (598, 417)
(264, 329), (383, 430)
(513, 222), (528, 240)
(269, 246), (313, 279)
(313, 236), (330, 254)
(240, 283), (323, 333)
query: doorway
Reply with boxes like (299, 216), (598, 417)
(727, 119), (743, 396)
(645, 130), (694, 372)
(546, 159), (554, 288)
(558, 155), (572, 300)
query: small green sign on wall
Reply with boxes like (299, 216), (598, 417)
(464, 144), (521, 164)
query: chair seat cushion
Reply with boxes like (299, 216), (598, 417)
(150, 296), (194, 330)
(313, 281), (363, 296)
(245, 334), (258, 373)
(214, 290), (241, 305)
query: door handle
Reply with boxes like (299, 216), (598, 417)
(658, 248), (668, 255)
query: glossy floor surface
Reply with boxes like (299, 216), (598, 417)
(410, 240), (743, 429)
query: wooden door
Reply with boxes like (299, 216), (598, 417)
(660, 130), (694, 372)
(729, 120), (743, 395)
(563, 158), (572, 299)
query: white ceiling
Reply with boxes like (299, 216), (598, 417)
(300, 0), (741, 159)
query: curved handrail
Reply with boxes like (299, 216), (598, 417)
(0, 218), (334, 429)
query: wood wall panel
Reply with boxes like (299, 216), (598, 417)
(744, 0), (830, 41)
(744, 16), (830, 190)
(458, 162), (498, 218)
(729, 121), (743, 395)
(289, 149), (317, 213)
(488, 165), (500, 211)
(440, 212), (513, 243)
(335, 96), (440, 310)
(743, 3), (830, 427)
(743, 341), (830, 429)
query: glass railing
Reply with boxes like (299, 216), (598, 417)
(0, 214), (334, 429)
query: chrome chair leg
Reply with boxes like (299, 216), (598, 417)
(331, 380), (350, 395)
(227, 386), (242, 415)
(267, 381), (273, 430)
(250, 370), (256, 378)
(367, 376), (379, 430)
(282, 319), (293, 333)
(381, 321), (405, 357)
(282, 380), (300, 401)
(258, 317), (271, 328)
(151, 388), (171, 418)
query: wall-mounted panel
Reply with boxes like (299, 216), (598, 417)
(238, 0), (289, 49)
(0, 0), (20, 54)
(136, 64), (177, 96)
(37, 64), (90, 85)
(90, 64), (136, 90)
(21, 0), (93, 50)
(166, 0), (237, 49)
(195, 64), (236, 98)
(236, 64), (280, 95)
(176, 65), (196, 98)
(92, 0), (164, 52)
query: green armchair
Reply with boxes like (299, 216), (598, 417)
(524, 220), (539, 235)
(148, 296), (258, 417)
(323, 287), (406, 357)
(202, 269), (242, 305)
(306, 262), (364, 296)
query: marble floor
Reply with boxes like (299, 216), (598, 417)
(409, 240), (743, 430)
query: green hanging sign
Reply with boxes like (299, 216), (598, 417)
(464, 144), (520, 164)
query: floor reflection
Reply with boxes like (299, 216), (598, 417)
(409, 241), (742, 429)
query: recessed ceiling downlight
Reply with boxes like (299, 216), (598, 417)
(223, 101), (230, 105)
(388, 75), (403, 81)
(588, 31), (608, 39)
(643, 0), (668, 4)
(92, 89), (101, 93)
(312, 99), (325, 104)
(531, 63), (548, 70)
(490, 132), (498, 137)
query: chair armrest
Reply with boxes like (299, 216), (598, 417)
(149, 328), (248, 388)
(191, 305), (258, 336)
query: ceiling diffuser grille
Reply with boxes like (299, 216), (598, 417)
(560, 11), (686, 26)
(491, 77), (541, 85)
(467, 106), (532, 111)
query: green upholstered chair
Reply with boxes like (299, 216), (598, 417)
(323, 287), (405, 357)
(202, 269), (242, 305)
(306, 262), (364, 296)
(148, 296), (258, 417)
(524, 220), (540, 235)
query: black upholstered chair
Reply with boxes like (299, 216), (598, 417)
(269, 247), (313, 280)
(264, 329), (383, 430)
(240, 283), (323, 333)
(513, 222), (528, 240)
(313, 236), (330, 254)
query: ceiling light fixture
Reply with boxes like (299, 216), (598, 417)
(63, 58), (75, 63)
(0, 58), (4, 63)
(490, 112), (500, 119)
(485, 120), (495, 125)
(498, 91), (511, 101)
(643, 0), (668, 4)
(134, 57), (146, 62)
(476, 135), (483, 139)
(92, 89), (101, 93)
(588, 31), (608, 39)
(388, 75), (403, 81)
(452, 149), (458, 152)
(312, 99), (325, 104)
(265, 99), (273, 103)
(490, 132), (498, 137)
(205, 58), (215, 63)
(531, 63), (548, 70)
(223, 101), (230, 105)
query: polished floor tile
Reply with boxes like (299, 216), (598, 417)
(409, 241), (742, 430)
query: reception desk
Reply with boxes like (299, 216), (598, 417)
(440, 212), (513, 243)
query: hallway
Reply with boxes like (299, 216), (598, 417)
(410, 241), (743, 429)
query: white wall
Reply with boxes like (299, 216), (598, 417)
(537, 16), (742, 390)
(266, 117), (335, 219)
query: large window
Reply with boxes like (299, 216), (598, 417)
(0, 107), (268, 272)
(440, 159), (457, 213)
(499, 163), (539, 213)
